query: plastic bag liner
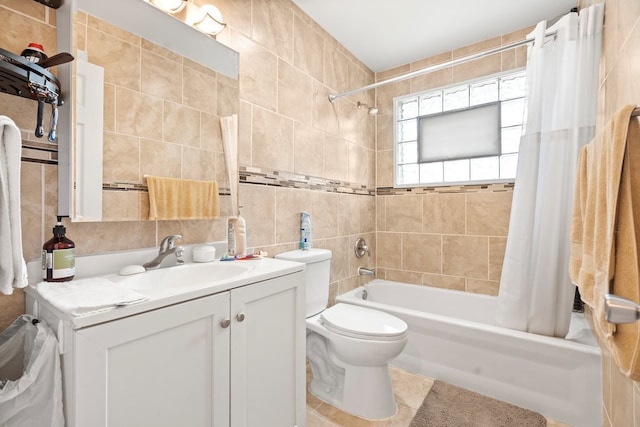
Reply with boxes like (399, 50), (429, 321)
(0, 315), (64, 427)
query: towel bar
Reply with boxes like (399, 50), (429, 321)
(604, 294), (640, 324)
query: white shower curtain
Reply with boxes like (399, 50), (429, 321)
(495, 4), (604, 337)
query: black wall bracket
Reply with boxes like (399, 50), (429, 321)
(33, 0), (62, 9)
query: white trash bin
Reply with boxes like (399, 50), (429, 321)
(0, 314), (64, 427)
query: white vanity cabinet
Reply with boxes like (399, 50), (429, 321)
(28, 270), (306, 427)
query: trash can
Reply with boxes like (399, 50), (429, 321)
(0, 315), (64, 427)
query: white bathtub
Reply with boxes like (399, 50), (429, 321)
(336, 279), (602, 427)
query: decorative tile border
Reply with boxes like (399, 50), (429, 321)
(240, 166), (376, 196)
(90, 168), (513, 197)
(376, 182), (514, 196)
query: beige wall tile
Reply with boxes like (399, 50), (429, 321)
(382, 268), (423, 285)
(348, 143), (374, 187)
(377, 232), (402, 270)
(466, 191), (512, 236)
(423, 193), (465, 235)
(275, 187), (313, 244)
(103, 132), (140, 182)
(251, 0), (293, 62)
(489, 237), (507, 281)
(312, 83), (340, 135)
(163, 101), (201, 147)
(324, 45), (350, 94)
(141, 49), (182, 103)
(140, 138), (181, 178)
(466, 278), (500, 296)
(0, 290), (25, 332)
(337, 192), (360, 236)
(231, 30), (278, 110)
(181, 147), (217, 181)
(376, 113), (393, 151)
(252, 107), (294, 171)
(66, 221), (157, 255)
(278, 60), (313, 125)
(115, 87), (163, 139)
(402, 233), (441, 274)
(240, 184), (276, 248)
(217, 76), (239, 118)
(294, 123), (324, 177)
(422, 273), (465, 291)
(311, 191), (339, 239)
(376, 195), (386, 232)
(442, 235), (488, 279)
(183, 64), (217, 114)
(293, 14), (324, 82)
(386, 195), (423, 232)
(200, 112), (223, 153)
(20, 162), (44, 262)
(87, 26), (140, 91)
(102, 191), (140, 222)
(323, 135), (349, 182)
(376, 149), (393, 188)
(359, 196), (376, 234)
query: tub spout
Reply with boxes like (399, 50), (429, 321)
(357, 267), (375, 276)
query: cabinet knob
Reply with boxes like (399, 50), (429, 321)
(220, 318), (231, 328)
(236, 313), (245, 322)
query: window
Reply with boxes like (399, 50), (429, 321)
(394, 70), (526, 187)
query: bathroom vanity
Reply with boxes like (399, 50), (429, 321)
(25, 256), (306, 427)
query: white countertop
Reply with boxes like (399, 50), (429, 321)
(25, 251), (305, 329)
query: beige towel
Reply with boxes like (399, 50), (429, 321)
(570, 104), (640, 380)
(146, 176), (219, 220)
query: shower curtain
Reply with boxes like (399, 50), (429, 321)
(495, 4), (604, 337)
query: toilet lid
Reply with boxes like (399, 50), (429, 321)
(320, 303), (408, 340)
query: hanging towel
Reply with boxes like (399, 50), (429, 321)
(0, 116), (28, 295)
(569, 104), (640, 380)
(36, 277), (148, 316)
(146, 176), (219, 220)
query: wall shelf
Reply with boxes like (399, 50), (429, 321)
(0, 47), (62, 106)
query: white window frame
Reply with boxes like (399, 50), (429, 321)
(393, 69), (526, 188)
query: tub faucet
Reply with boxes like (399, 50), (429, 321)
(357, 267), (375, 276)
(143, 234), (184, 270)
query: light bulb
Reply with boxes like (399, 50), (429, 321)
(190, 4), (226, 35)
(148, 0), (186, 14)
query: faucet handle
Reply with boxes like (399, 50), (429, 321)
(160, 234), (182, 251)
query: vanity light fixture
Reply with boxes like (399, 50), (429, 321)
(186, 3), (226, 36)
(146, 0), (187, 14)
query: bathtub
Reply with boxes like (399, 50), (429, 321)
(336, 279), (602, 427)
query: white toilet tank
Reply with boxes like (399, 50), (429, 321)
(275, 249), (332, 318)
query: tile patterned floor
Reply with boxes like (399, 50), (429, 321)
(305, 366), (573, 427)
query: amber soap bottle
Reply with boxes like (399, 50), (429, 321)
(42, 217), (76, 282)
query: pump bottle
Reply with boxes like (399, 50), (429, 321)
(42, 217), (76, 282)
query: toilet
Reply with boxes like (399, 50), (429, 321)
(275, 248), (408, 420)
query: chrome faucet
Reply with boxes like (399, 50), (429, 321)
(143, 234), (184, 270)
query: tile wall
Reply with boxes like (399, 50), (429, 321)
(372, 29), (530, 294)
(577, 0), (640, 425)
(0, 0), (377, 327)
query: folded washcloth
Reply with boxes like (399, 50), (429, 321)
(146, 176), (220, 220)
(36, 278), (148, 316)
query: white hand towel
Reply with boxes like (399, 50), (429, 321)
(0, 116), (28, 295)
(36, 278), (148, 316)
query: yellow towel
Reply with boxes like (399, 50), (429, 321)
(570, 104), (640, 380)
(146, 176), (220, 220)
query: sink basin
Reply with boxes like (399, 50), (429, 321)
(113, 262), (255, 291)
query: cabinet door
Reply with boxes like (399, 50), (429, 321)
(230, 272), (306, 427)
(74, 292), (231, 427)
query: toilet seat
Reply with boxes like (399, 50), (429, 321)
(320, 303), (408, 341)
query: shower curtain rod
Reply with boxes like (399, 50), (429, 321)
(327, 30), (558, 103)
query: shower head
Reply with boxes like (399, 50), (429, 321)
(357, 101), (378, 116)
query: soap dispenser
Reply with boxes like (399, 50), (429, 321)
(42, 216), (76, 282)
